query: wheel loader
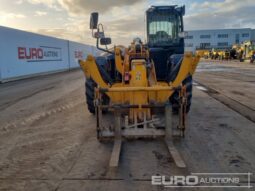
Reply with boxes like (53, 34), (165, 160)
(79, 5), (200, 168)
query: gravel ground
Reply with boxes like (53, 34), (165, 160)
(0, 61), (254, 191)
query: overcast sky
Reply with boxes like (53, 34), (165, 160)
(0, 0), (254, 45)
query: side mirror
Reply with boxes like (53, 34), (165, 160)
(100, 38), (112, 45)
(178, 31), (188, 38)
(181, 6), (185, 16)
(90, 12), (98, 29)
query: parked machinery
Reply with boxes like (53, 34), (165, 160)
(219, 50), (230, 60)
(204, 50), (211, 59)
(196, 49), (210, 59)
(211, 49), (219, 59)
(79, 6), (200, 168)
(210, 49), (230, 60)
(240, 41), (255, 63)
(230, 44), (241, 59)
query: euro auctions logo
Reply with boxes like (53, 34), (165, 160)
(152, 175), (198, 187)
(18, 46), (62, 62)
(152, 173), (253, 188)
(74, 51), (83, 59)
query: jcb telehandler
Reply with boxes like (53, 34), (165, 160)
(79, 5), (200, 168)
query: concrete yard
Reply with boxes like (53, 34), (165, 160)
(0, 61), (255, 191)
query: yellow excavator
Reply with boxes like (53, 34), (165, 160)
(79, 5), (200, 168)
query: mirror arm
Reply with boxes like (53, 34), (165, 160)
(96, 36), (114, 54)
(95, 24), (114, 54)
(98, 23), (104, 33)
(91, 29), (94, 38)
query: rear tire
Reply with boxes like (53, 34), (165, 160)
(170, 75), (192, 114)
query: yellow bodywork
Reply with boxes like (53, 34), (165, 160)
(79, 51), (200, 105)
(79, 44), (200, 122)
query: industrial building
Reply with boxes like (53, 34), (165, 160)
(184, 28), (255, 52)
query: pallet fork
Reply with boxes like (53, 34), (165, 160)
(95, 86), (188, 168)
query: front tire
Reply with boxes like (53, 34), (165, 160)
(85, 79), (96, 114)
(85, 79), (110, 114)
(170, 75), (193, 114)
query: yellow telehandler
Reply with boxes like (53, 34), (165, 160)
(79, 6), (200, 168)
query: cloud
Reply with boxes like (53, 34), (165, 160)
(25, 0), (146, 15)
(9, 13), (26, 19)
(7, 0), (255, 45)
(185, 0), (255, 30)
(35, 11), (47, 16)
(33, 17), (96, 44)
(27, 0), (55, 6)
(24, 0), (62, 11)
(0, 12), (26, 21)
(96, 1), (147, 45)
(50, 0), (147, 45)
(106, 17), (145, 42)
(35, 28), (90, 43)
(15, 0), (23, 4)
(57, 0), (145, 15)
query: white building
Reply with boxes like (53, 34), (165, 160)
(184, 28), (255, 52)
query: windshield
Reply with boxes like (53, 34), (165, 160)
(148, 14), (180, 46)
